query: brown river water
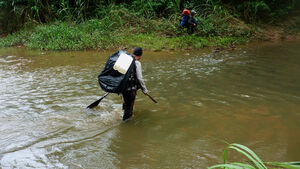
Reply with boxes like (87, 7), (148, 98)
(0, 41), (300, 168)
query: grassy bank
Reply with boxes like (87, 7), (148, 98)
(0, 1), (299, 51)
(1, 15), (299, 51)
(0, 19), (249, 51)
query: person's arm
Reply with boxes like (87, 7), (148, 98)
(188, 16), (196, 26)
(135, 60), (148, 94)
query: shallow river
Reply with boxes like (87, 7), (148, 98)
(0, 41), (299, 168)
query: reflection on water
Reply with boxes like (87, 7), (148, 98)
(0, 41), (300, 168)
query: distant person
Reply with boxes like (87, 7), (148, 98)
(180, 9), (197, 34)
(187, 10), (197, 34)
(180, 8), (191, 27)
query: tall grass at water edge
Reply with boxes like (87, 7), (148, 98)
(209, 143), (300, 169)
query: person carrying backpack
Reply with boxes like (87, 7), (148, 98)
(180, 9), (198, 34)
(180, 8), (191, 27)
(91, 47), (152, 121)
(122, 47), (148, 121)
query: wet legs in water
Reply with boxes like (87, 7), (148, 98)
(122, 90), (136, 121)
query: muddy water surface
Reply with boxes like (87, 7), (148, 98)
(0, 41), (300, 168)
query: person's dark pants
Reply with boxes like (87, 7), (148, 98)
(187, 25), (195, 34)
(122, 90), (136, 121)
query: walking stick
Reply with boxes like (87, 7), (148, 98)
(86, 93), (109, 109)
(145, 93), (157, 103)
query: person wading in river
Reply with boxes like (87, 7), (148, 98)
(122, 47), (149, 121)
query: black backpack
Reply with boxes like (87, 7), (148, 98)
(98, 50), (135, 94)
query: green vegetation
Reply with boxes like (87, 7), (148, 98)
(0, 0), (299, 50)
(0, 20), (242, 50)
(209, 143), (300, 169)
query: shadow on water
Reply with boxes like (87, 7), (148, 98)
(0, 41), (300, 168)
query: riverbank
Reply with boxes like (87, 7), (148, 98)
(0, 12), (299, 52)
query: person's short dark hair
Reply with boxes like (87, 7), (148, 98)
(133, 47), (143, 56)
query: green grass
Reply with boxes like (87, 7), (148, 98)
(0, 0), (298, 49)
(0, 7), (257, 51)
(209, 143), (300, 169)
(0, 21), (249, 51)
(0, 31), (29, 47)
(122, 33), (211, 50)
(0, 20), (248, 51)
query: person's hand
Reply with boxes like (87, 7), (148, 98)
(144, 92), (149, 96)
